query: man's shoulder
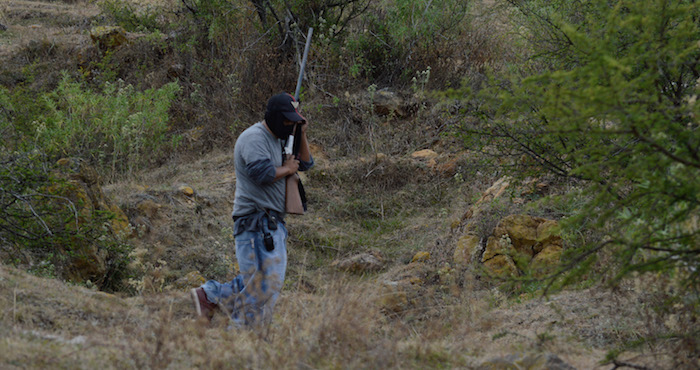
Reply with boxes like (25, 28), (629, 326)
(237, 122), (267, 143)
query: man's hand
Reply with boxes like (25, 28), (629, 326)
(282, 154), (300, 175)
(274, 155), (299, 182)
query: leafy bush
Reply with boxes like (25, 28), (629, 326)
(99, 0), (162, 32)
(454, 0), (699, 291)
(35, 74), (180, 179)
(0, 151), (134, 291)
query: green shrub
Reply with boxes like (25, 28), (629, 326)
(454, 0), (699, 293)
(0, 151), (135, 291)
(99, 0), (162, 32)
(35, 74), (180, 179)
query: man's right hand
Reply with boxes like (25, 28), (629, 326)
(282, 154), (299, 176)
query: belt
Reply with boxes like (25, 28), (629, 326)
(232, 209), (282, 222)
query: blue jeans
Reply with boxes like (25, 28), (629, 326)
(201, 218), (288, 327)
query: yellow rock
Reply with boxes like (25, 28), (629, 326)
(90, 26), (128, 49)
(411, 251), (430, 263)
(179, 186), (194, 197)
(411, 149), (438, 160)
(483, 254), (519, 277)
(493, 214), (541, 256)
(536, 219), (562, 247)
(531, 245), (563, 277)
(453, 234), (480, 267)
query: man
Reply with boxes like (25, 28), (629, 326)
(190, 93), (313, 327)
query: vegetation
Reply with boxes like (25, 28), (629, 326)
(455, 0), (699, 291)
(0, 0), (698, 368)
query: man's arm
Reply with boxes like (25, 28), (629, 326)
(273, 156), (299, 182)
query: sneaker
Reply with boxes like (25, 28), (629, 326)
(190, 287), (217, 321)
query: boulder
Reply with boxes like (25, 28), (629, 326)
(331, 251), (385, 273)
(483, 254), (519, 277)
(536, 220), (562, 248)
(90, 26), (128, 50)
(493, 214), (544, 256)
(453, 234), (481, 267)
(531, 245), (563, 277)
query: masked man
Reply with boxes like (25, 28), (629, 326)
(190, 93), (313, 327)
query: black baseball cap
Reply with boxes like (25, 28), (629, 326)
(266, 93), (306, 123)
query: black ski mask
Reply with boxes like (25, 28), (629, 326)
(264, 93), (306, 139)
(265, 110), (295, 139)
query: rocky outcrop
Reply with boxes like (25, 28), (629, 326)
(452, 176), (563, 277)
(482, 215), (563, 277)
(52, 158), (130, 283)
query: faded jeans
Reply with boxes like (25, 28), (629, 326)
(201, 218), (287, 327)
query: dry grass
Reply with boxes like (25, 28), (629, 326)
(4, 261), (693, 369)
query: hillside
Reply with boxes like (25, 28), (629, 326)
(1, 0), (698, 369)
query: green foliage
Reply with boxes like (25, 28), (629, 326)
(99, 0), (162, 32)
(35, 74), (180, 178)
(0, 151), (134, 291)
(342, 0), (469, 83)
(455, 0), (700, 292)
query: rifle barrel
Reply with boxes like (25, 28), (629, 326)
(294, 28), (314, 101)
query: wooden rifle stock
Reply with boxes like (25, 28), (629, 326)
(285, 28), (313, 215)
(285, 173), (304, 214)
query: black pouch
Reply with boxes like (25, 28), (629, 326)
(263, 232), (275, 251)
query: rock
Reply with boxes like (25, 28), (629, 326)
(462, 176), (511, 221)
(453, 234), (481, 267)
(332, 251), (384, 273)
(477, 353), (575, 370)
(372, 89), (406, 117)
(483, 254), (519, 277)
(55, 158), (130, 237)
(90, 26), (128, 50)
(531, 245), (563, 277)
(411, 149), (438, 160)
(493, 214), (544, 257)
(536, 220), (562, 249)
(0, 23), (7, 32)
(376, 262), (429, 313)
(179, 185), (194, 197)
(411, 251), (430, 263)
(483, 234), (516, 261)
(480, 215), (564, 277)
(51, 158), (131, 283)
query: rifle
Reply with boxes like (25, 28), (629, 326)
(285, 27), (313, 215)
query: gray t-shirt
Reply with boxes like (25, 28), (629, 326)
(232, 122), (314, 219)
(233, 122), (285, 217)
